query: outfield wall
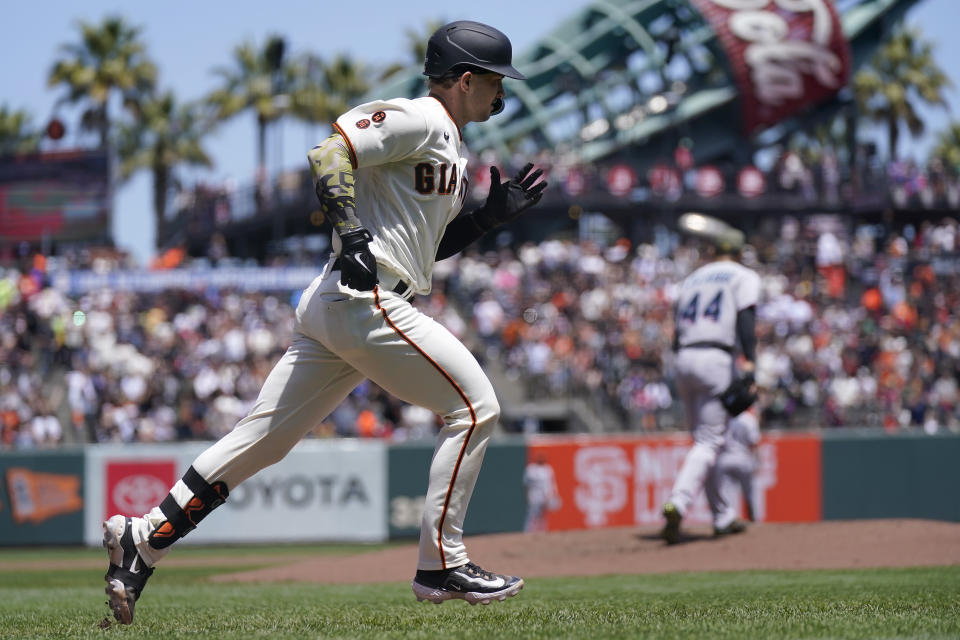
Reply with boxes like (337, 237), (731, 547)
(821, 431), (960, 522)
(0, 449), (84, 545)
(0, 431), (955, 546)
(387, 441), (527, 539)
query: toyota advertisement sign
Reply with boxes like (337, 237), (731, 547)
(104, 460), (177, 519)
(84, 441), (387, 546)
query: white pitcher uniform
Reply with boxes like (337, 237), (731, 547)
(523, 460), (560, 532)
(667, 260), (761, 517)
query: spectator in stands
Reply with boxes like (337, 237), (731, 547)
(3, 209), (960, 446)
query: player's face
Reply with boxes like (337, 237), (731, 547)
(467, 72), (505, 122)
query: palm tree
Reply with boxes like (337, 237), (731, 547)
(206, 35), (294, 190)
(0, 105), (41, 155)
(289, 53), (369, 125)
(931, 122), (960, 171)
(323, 54), (371, 109)
(47, 16), (157, 150)
(116, 91), (213, 247)
(853, 26), (951, 161)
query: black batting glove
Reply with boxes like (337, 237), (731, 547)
(473, 163), (548, 231)
(338, 228), (378, 291)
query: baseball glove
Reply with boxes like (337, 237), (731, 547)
(718, 372), (757, 417)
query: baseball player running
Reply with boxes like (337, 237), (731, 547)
(101, 20), (547, 624)
(660, 213), (760, 544)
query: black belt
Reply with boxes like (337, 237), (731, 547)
(678, 341), (733, 353)
(331, 258), (412, 298)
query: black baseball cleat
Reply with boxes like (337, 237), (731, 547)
(412, 562), (523, 605)
(714, 520), (748, 537)
(102, 515), (154, 625)
(661, 501), (682, 544)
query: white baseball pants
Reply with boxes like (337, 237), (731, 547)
(137, 266), (499, 571)
(667, 347), (734, 517)
(711, 445), (759, 529)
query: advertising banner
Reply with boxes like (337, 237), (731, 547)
(695, 166), (725, 198)
(689, 0), (851, 134)
(84, 441), (387, 546)
(737, 165), (766, 197)
(0, 450), (85, 546)
(606, 165), (637, 197)
(104, 460), (178, 518)
(527, 432), (821, 531)
(0, 149), (109, 241)
(53, 265), (319, 296)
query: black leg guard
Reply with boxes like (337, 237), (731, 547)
(147, 466), (229, 550)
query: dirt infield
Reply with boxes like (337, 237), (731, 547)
(213, 519), (960, 584)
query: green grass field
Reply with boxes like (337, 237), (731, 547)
(1, 546), (958, 639)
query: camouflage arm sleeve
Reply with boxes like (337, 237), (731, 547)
(307, 133), (364, 235)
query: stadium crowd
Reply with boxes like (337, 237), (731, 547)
(388, 207), (953, 437)
(0, 248), (465, 448)
(1, 214), (959, 449)
(448, 215), (960, 433)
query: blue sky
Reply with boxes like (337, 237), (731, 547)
(2, 0), (958, 265)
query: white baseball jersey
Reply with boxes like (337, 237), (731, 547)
(723, 410), (761, 457)
(674, 260), (761, 349)
(523, 461), (559, 533)
(333, 97), (469, 295)
(711, 410), (761, 529)
(523, 462), (558, 506)
(667, 258), (761, 518)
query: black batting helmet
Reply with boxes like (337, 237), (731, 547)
(423, 20), (526, 80)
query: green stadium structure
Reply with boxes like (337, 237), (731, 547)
(372, 0), (920, 167)
(159, 0), (932, 257)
